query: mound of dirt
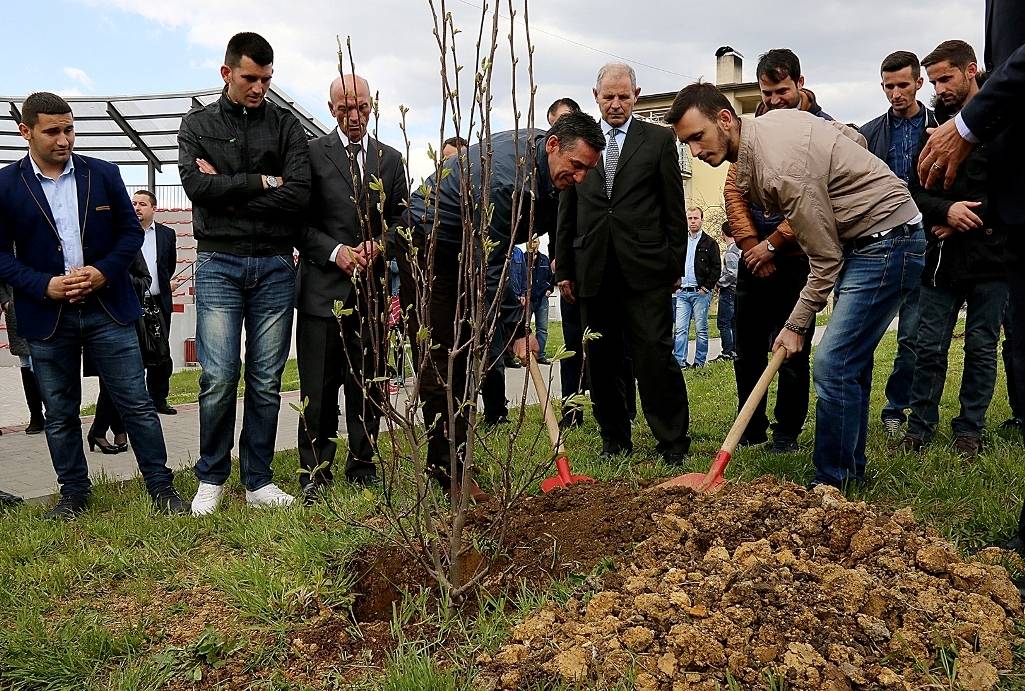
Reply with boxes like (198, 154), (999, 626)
(479, 477), (1023, 690)
(349, 482), (695, 621)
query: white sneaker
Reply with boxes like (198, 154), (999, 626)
(191, 482), (224, 516)
(245, 483), (295, 508)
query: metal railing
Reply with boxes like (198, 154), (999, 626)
(125, 184), (191, 210)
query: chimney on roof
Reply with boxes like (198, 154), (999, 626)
(715, 46), (743, 85)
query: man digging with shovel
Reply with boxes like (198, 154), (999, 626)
(666, 82), (925, 492)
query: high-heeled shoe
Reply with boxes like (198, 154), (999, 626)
(88, 435), (124, 454)
(112, 433), (129, 453)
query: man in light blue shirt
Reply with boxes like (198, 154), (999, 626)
(674, 207), (720, 367)
(0, 92), (186, 519)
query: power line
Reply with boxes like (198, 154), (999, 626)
(452, 0), (700, 81)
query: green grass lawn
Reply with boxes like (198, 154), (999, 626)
(41, 325), (1025, 689)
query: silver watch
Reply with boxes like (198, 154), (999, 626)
(265, 175), (279, 189)
(766, 239), (777, 252)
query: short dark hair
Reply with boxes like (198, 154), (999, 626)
(756, 48), (802, 84)
(721, 221), (733, 238)
(21, 92), (72, 128)
(922, 40), (977, 71)
(880, 51), (921, 79)
(547, 110), (605, 154)
(664, 81), (737, 126)
(133, 189), (157, 206)
(547, 97), (581, 119)
(443, 136), (468, 150)
(225, 32), (274, 68)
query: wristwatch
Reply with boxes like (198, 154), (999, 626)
(766, 239), (777, 252)
(265, 175), (279, 189)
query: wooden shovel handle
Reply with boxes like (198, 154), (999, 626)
(722, 348), (789, 455)
(527, 354), (565, 454)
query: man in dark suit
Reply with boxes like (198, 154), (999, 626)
(556, 63), (691, 463)
(131, 189), (177, 415)
(0, 92), (186, 518)
(918, 0), (1025, 548)
(295, 74), (408, 501)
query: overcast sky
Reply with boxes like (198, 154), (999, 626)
(3, 0), (985, 184)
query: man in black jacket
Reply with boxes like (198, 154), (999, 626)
(295, 74), (407, 501)
(900, 41), (1006, 459)
(916, 0), (1025, 550)
(405, 111), (604, 496)
(861, 51), (939, 439)
(131, 190), (177, 415)
(178, 32), (311, 515)
(557, 63), (690, 464)
(673, 206), (721, 368)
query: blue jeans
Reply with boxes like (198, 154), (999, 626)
(29, 305), (173, 498)
(812, 224), (925, 487)
(674, 289), (711, 366)
(881, 281), (921, 422)
(532, 295), (550, 355)
(194, 252), (295, 491)
(907, 280), (1008, 441)
(717, 287), (736, 355)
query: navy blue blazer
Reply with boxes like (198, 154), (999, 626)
(0, 154), (144, 340)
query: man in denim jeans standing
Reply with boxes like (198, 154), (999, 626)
(668, 83), (925, 490)
(178, 32), (311, 515)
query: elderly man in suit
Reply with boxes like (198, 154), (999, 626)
(0, 92), (186, 518)
(131, 189), (178, 415)
(295, 74), (408, 502)
(556, 63), (691, 464)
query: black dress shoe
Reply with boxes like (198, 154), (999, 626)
(0, 490), (23, 507)
(482, 415), (511, 428)
(1002, 535), (1025, 557)
(1000, 417), (1023, 432)
(347, 473), (382, 488)
(301, 479), (333, 505)
(662, 452), (687, 466)
(770, 436), (799, 454)
(738, 431), (769, 447)
(598, 444), (633, 461)
(44, 494), (89, 520)
(154, 402), (178, 416)
(25, 418), (44, 435)
(152, 487), (190, 515)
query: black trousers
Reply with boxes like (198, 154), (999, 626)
(143, 302), (173, 404)
(296, 284), (387, 484)
(397, 239), (477, 478)
(90, 381), (125, 438)
(733, 255), (814, 441)
(579, 268), (689, 455)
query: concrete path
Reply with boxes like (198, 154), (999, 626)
(0, 321), (850, 503)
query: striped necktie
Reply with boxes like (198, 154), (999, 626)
(604, 128), (621, 198)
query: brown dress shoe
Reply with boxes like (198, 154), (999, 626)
(953, 435), (981, 460)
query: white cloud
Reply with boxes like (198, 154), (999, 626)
(76, 0), (987, 181)
(63, 67), (94, 90)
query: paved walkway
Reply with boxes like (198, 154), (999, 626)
(0, 324), (846, 503)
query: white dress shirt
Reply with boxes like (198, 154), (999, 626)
(142, 222), (159, 296)
(600, 115), (633, 169)
(329, 129), (372, 263)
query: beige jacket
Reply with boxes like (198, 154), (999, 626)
(733, 109), (919, 327)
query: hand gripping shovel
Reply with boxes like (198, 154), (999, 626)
(526, 354), (596, 493)
(654, 348), (788, 494)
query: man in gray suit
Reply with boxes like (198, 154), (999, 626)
(296, 74), (408, 502)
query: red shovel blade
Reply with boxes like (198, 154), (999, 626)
(540, 455), (596, 493)
(653, 450), (731, 493)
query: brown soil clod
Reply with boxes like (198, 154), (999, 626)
(479, 476), (1024, 690)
